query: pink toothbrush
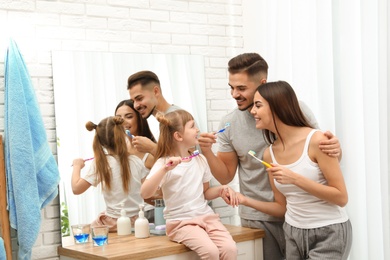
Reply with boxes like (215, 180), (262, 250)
(71, 157), (94, 167)
(181, 150), (200, 161)
(166, 150), (200, 166)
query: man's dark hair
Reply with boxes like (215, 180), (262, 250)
(228, 53), (268, 78)
(127, 70), (160, 90)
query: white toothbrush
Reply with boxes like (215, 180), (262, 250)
(248, 150), (272, 168)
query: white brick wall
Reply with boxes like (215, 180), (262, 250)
(0, 0), (243, 258)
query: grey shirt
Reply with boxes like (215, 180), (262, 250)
(165, 104), (182, 114)
(217, 101), (319, 222)
(148, 104), (183, 140)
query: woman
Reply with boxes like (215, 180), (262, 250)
(237, 81), (352, 259)
(115, 98), (158, 156)
(114, 99), (156, 169)
(114, 99), (158, 221)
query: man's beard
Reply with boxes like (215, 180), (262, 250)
(145, 105), (156, 119)
(238, 102), (253, 112)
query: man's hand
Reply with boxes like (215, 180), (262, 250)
(319, 131), (342, 160)
(198, 132), (217, 153)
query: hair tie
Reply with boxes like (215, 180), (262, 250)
(85, 121), (98, 131)
(113, 116), (124, 125)
(156, 112), (169, 126)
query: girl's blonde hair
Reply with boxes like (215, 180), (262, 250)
(85, 116), (131, 192)
(155, 109), (194, 159)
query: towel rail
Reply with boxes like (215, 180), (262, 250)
(0, 135), (12, 259)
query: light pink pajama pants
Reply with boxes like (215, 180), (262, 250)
(166, 213), (237, 260)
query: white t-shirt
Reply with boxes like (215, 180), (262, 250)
(82, 155), (149, 218)
(147, 154), (215, 222)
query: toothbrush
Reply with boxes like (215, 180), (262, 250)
(181, 150), (200, 161)
(215, 123), (231, 134)
(71, 157), (94, 167)
(166, 150), (200, 166)
(248, 150), (272, 168)
(125, 129), (134, 138)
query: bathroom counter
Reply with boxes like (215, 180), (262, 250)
(58, 224), (265, 260)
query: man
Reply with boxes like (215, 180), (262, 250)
(127, 70), (181, 154)
(127, 70), (181, 120)
(198, 53), (341, 260)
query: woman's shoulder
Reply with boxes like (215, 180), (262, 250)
(309, 129), (327, 143)
(263, 146), (272, 162)
(308, 129), (328, 155)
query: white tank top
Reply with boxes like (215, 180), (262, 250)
(270, 129), (349, 229)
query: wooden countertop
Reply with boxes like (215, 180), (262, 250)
(58, 224), (265, 260)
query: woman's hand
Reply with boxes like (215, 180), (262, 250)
(132, 136), (157, 155)
(220, 185), (239, 207)
(235, 192), (247, 205)
(268, 165), (299, 185)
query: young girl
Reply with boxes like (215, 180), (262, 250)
(141, 110), (238, 260)
(114, 99), (157, 222)
(237, 81), (352, 259)
(71, 116), (150, 231)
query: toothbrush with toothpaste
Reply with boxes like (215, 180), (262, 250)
(248, 150), (272, 168)
(215, 123), (230, 134)
(71, 157), (94, 167)
(166, 150), (200, 166)
(181, 150), (200, 161)
(125, 129), (134, 138)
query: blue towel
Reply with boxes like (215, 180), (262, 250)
(0, 237), (5, 260)
(4, 39), (60, 260)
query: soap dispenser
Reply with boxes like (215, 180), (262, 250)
(117, 202), (131, 235)
(135, 204), (150, 238)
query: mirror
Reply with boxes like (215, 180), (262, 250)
(52, 51), (207, 242)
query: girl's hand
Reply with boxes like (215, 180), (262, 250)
(268, 165), (298, 185)
(165, 156), (182, 170)
(220, 185), (239, 207)
(72, 158), (85, 169)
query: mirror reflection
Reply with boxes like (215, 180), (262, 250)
(52, 51), (207, 241)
